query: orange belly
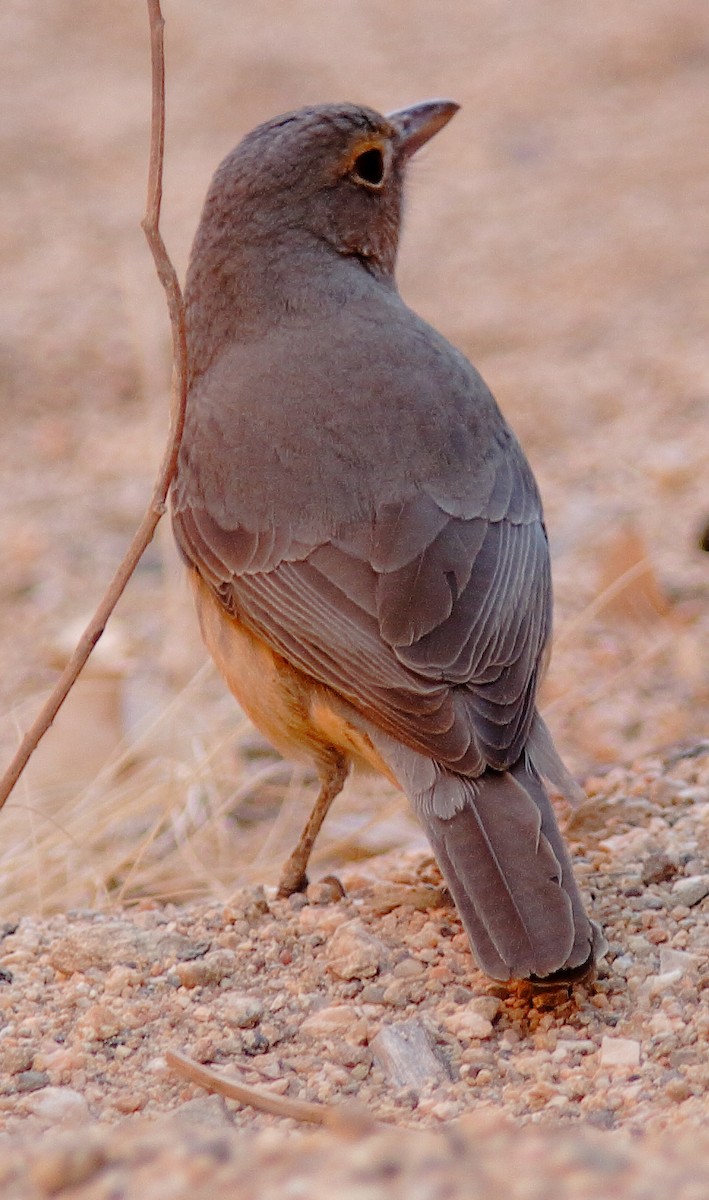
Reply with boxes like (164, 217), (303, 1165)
(190, 570), (398, 785)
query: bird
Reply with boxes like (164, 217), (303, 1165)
(171, 98), (604, 984)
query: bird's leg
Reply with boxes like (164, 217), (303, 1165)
(277, 752), (349, 898)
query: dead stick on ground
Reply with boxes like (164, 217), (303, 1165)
(0, 0), (186, 813)
(166, 1049), (378, 1135)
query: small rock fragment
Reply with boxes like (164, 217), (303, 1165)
(371, 1019), (451, 1088)
(599, 1037), (641, 1068)
(359, 983), (386, 1005)
(382, 978), (425, 1008)
(445, 1010), (494, 1040)
(221, 994), (264, 1029)
(2, 1045), (35, 1075)
(658, 947), (700, 976)
(298, 905), (348, 934)
(306, 876), (346, 904)
(470, 996), (501, 1023)
(326, 919), (388, 980)
(301, 1004), (368, 1042)
(637, 971), (683, 1002)
(76, 1002), (125, 1042)
(24, 1087), (90, 1125)
(641, 852), (677, 885)
(368, 884), (448, 915)
(172, 1096), (233, 1127)
(552, 1039), (597, 1060)
(670, 875), (709, 908)
(47, 920), (209, 975)
(392, 956), (425, 979)
(665, 1077), (692, 1103)
(241, 1029), (270, 1056)
(599, 829), (652, 859)
(224, 887), (270, 923)
(175, 950), (237, 988)
(16, 1070), (50, 1093)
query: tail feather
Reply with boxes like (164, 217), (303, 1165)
(364, 723), (600, 982)
(508, 757), (599, 974)
(422, 766), (584, 980)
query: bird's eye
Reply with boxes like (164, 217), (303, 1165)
(351, 147), (385, 187)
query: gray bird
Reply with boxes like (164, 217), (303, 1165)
(172, 99), (604, 982)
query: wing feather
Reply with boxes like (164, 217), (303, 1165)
(172, 437), (551, 775)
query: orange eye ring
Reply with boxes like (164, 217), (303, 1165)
(351, 146), (385, 187)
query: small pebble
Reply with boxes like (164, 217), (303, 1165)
(641, 853), (677, 885)
(392, 957), (425, 979)
(445, 1010), (494, 1041)
(301, 1004), (368, 1042)
(670, 876), (709, 908)
(220, 994), (264, 1029)
(15, 1070), (50, 1093)
(599, 1038), (641, 1068)
(306, 876), (346, 905)
(175, 950), (238, 988)
(24, 1086), (90, 1125)
(659, 947), (700, 976)
(325, 920), (389, 980)
(371, 1019), (450, 1088)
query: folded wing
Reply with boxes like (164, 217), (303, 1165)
(172, 435), (551, 779)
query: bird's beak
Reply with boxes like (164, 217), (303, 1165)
(387, 99), (460, 159)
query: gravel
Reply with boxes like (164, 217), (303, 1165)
(0, 743), (706, 1194)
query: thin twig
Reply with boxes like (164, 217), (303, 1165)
(0, 0), (187, 813)
(166, 1048), (378, 1135)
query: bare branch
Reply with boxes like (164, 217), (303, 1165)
(0, 0), (187, 812)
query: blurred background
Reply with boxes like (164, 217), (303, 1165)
(1, 0), (707, 915)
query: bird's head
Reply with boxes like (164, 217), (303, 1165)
(196, 99), (459, 279)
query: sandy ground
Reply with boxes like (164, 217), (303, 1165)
(1, 0), (708, 1194)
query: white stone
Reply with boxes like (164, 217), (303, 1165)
(446, 1010), (493, 1041)
(671, 875), (709, 907)
(371, 1019), (450, 1087)
(24, 1087), (90, 1125)
(599, 1037), (641, 1068)
(659, 947), (700, 976)
(638, 970), (682, 1001)
(599, 830), (652, 859)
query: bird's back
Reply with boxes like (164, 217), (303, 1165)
(176, 273), (534, 545)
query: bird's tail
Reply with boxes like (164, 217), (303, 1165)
(367, 728), (602, 982)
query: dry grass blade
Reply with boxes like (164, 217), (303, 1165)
(166, 1048), (330, 1124)
(554, 561), (664, 649)
(166, 1048), (379, 1135)
(0, 670), (229, 915)
(0, 658), (415, 917)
